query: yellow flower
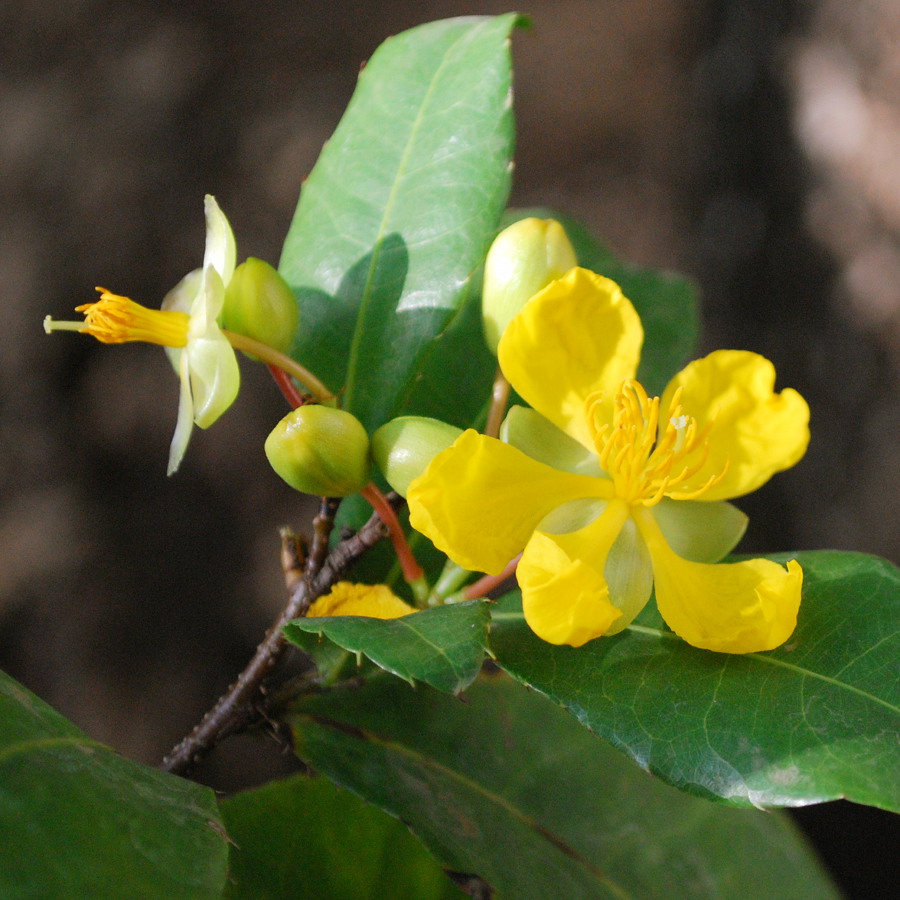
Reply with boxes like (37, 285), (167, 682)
(407, 267), (810, 653)
(44, 196), (240, 474)
(307, 582), (417, 619)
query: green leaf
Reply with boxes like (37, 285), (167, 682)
(290, 672), (839, 899)
(284, 600), (490, 694)
(490, 551), (900, 812)
(504, 208), (700, 395)
(221, 773), (464, 899)
(0, 670), (228, 899)
(280, 15), (520, 431)
(402, 282), (496, 429)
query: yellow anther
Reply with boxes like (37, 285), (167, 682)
(588, 379), (728, 506)
(44, 288), (190, 348)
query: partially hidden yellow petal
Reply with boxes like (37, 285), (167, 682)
(518, 499), (630, 647)
(635, 508), (802, 653)
(408, 429), (611, 575)
(661, 350), (809, 501)
(498, 267), (643, 450)
(307, 582), (416, 619)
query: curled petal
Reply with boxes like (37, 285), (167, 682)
(188, 330), (240, 428)
(518, 499), (631, 647)
(498, 267), (643, 451)
(186, 268), (240, 428)
(167, 351), (195, 476)
(408, 430), (611, 575)
(161, 268), (203, 318)
(635, 508), (802, 653)
(203, 194), (236, 286)
(307, 582), (416, 619)
(661, 350), (810, 501)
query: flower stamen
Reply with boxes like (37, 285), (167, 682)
(588, 380), (728, 506)
(44, 288), (190, 348)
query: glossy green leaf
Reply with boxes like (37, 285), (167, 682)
(0, 670), (228, 899)
(505, 208), (700, 396)
(402, 282), (496, 430)
(221, 773), (464, 899)
(290, 672), (839, 899)
(490, 551), (900, 811)
(280, 15), (519, 431)
(284, 599), (491, 694)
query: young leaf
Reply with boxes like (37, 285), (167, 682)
(504, 208), (700, 396)
(221, 774), (464, 899)
(489, 551), (900, 812)
(280, 15), (520, 431)
(0, 670), (228, 899)
(289, 672), (840, 899)
(284, 599), (490, 694)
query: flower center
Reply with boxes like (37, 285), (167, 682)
(44, 288), (190, 348)
(588, 379), (726, 506)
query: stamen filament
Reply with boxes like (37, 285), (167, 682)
(45, 289), (191, 347)
(589, 378), (728, 506)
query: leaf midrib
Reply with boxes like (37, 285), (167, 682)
(300, 713), (636, 900)
(490, 612), (900, 717)
(343, 23), (487, 411)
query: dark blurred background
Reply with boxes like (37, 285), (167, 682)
(1, 1), (897, 896)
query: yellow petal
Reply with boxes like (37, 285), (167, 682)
(660, 350), (809, 501)
(498, 267), (643, 450)
(634, 508), (802, 653)
(518, 499), (630, 647)
(408, 429), (611, 575)
(307, 582), (416, 619)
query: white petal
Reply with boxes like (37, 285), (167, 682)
(168, 352), (195, 475)
(161, 268), (203, 316)
(188, 330), (240, 428)
(203, 194), (236, 285)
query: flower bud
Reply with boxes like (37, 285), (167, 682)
(222, 257), (298, 355)
(265, 405), (370, 497)
(372, 416), (462, 497)
(481, 217), (577, 353)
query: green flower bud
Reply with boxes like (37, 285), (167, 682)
(372, 416), (462, 497)
(481, 217), (577, 354)
(265, 405), (370, 497)
(222, 257), (298, 355)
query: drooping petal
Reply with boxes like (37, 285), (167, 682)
(660, 350), (810, 501)
(500, 405), (602, 476)
(650, 498), (748, 563)
(407, 429), (611, 576)
(167, 351), (195, 476)
(306, 582), (416, 619)
(518, 499), (631, 646)
(498, 267), (643, 450)
(203, 194), (236, 286)
(634, 508), (802, 653)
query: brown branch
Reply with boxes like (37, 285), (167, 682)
(161, 495), (399, 776)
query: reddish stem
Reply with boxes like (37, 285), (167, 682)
(268, 364), (308, 409)
(464, 554), (521, 600)
(361, 483), (424, 583)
